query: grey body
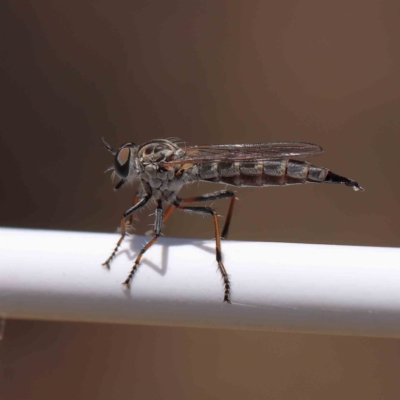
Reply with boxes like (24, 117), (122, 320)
(127, 139), (357, 205)
(103, 138), (362, 304)
(195, 159), (328, 187)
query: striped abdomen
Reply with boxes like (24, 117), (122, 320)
(197, 159), (361, 189)
(198, 159), (325, 187)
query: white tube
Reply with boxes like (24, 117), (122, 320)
(1, 227), (400, 337)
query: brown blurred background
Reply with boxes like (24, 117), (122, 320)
(1, 1), (400, 399)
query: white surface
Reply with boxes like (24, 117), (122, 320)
(1, 227), (400, 337)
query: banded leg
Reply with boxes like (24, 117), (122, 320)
(173, 199), (232, 304)
(146, 191), (236, 237)
(123, 199), (163, 287)
(126, 192), (140, 227)
(103, 193), (151, 268)
(145, 204), (174, 235)
(180, 190), (236, 239)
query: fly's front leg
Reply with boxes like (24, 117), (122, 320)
(103, 193), (151, 269)
(126, 191), (140, 227)
(173, 199), (232, 304)
(123, 199), (163, 288)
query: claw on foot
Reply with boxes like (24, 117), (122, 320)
(223, 295), (231, 304)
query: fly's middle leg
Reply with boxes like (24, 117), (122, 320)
(123, 199), (163, 288)
(145, 203), (174, 235)
(173, 198), (232, 304)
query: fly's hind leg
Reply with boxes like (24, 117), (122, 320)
(123, 199), (163, 288)
(180, 190), (236, 239)
(173, 198), (232, 304)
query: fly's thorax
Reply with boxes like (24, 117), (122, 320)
(139, 163), (176, 189)
(140, 164), (185, 202)
(137, 140), (185, 165)
(135, 139), (185, 189)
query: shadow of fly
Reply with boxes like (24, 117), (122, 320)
(103, 138), (363, 303)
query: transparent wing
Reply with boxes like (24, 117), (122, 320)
(162, 142), (323, 165)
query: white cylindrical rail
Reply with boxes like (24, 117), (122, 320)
(1, 228), (399, 337)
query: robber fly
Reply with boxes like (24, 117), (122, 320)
(103, 138), (363, 303)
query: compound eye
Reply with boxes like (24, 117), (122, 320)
(114, 147), (131, 178)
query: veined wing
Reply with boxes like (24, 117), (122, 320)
(162, 142), (323, 166)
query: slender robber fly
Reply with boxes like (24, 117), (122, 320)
(103, 138), (363, 303)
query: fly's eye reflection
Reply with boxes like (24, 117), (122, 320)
(114, 147), (131, 178)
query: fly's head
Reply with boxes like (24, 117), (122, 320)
(103, 139), (139, 190)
